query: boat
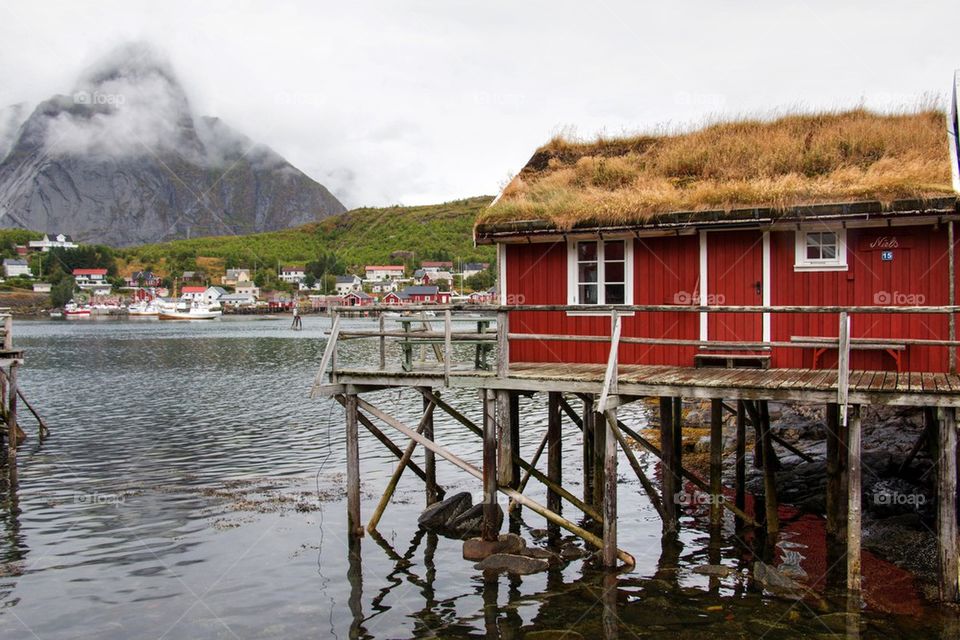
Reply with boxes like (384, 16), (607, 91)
(127, 300), (159, 317)
(63, 301), (92, 318)
(157, 299), (222, 320)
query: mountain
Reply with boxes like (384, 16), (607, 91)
(0, 43), (345, 246)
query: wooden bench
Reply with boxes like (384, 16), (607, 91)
(790, 336), (907, 372)
(694, 352), (771, 369)
(397, 316), (494, 372)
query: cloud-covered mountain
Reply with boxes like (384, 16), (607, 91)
(0, 42), (345, 246)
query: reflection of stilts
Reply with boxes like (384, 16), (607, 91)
(347, 534), (365, 639)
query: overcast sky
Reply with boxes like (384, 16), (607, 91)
(1, 1), (958, 209)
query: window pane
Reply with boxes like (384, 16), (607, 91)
(605, 261), (624, 283)
(604, 240), (624, 261)
(821, 245), (836, 259)
(606, 284), (625, 304)
(579, 262), (598, 283)
(578, 241), (597, 261)
(806, 245), (820, 260)
(579, 284), (598, 305)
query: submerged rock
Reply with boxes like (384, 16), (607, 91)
(475, 553), (549, 575)
(692, 564), (736, 578)
(463, 533), (526, 561)
(418, 492), (472, 530)
(448, 503), (503, 538)
(753, 561), (805, 598)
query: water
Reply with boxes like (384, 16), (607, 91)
(0, 315), (950, 638)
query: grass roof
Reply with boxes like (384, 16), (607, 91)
(478, 109), (955, 230)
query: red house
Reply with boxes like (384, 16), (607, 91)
(475, 110), (959, 373)
(343, 291), (375, 306)
(383, 285), (451, 305)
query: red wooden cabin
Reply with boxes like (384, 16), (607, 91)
(475, 110), (960, 374)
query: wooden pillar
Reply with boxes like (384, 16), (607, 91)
(938, 407), (959, 602)
(660, 396), (678, 533)
(593, 407), (607, 511)
(846, 404), (862, 593)
(825, 403), (846, 541)
(423, 391), (438, 506)
(582, 396), (595, 505)
(482, 389), (499, 541)
(547, 392), (563, 535)
(603, 407), (618, 567)
(496, 390), (516, 489)
(759, 400), (779, 536)
(734, 400), (746, 517)
(510, 392), (521, 486)
(345, 393), (363, 537)
(710, 398), (723, 529)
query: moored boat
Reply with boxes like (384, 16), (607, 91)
(157, 299), (222, 320)
(63, 301), (92, 318)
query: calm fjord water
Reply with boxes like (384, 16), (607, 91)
(0, 316), (946, 639)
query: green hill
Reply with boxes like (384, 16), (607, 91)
(122, 196), (495, 276)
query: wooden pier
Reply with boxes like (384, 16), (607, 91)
(312, 302), (960, 604)
(0, 310), (44, 487)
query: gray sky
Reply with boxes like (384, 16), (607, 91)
(1, 1), (958, 209)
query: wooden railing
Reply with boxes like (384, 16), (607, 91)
(311, 303), (960, 413)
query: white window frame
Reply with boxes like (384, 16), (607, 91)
(794, 228), (848, 272)
(566, 237), (634, 314)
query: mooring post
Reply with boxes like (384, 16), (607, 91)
(482, 388), (499, 541)
(345, 393), (363, 537)
(938, 407), (959, 602)
(710, 398), (723, 529)
(603, 407), (618, 568)
(547, 392), (562, 538)
(825, 403), (845, 540)
(509, 392), (520, 486)
(660, 396), (678, 533)
(423, 389), (438, 506)
(6, 362), (18, 482)
(582, 395), (596, 505)
(846, 403), (862, 594)
(496, 391), (517, 489)
(592, 406), (607, 511)
(759, 400), (779, 536)
(735, 400), (746, 518)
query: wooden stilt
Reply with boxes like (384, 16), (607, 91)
(602, 408), (618, 567)
(660, 397), (678, 533)
(482, 389), (499, 542)
(759, 400), (779, 536)
(583, 395), (596, 506)
(496, 390), (516, 489)
(710, 398), (723, 529)
(345, 393), (363, 537)
(509, 392), (521, 485)
(593, 407), (607, 511)
(748, 400), (764, 469)
(846, 404), (862, 593)
(735, 400), (746, 517)
(825, 403), (845, 542)
(547, 392), (562, 536)
(423, 390), (438, 506)
(347, 534), (365, 639)
(938, 407), (959, 602)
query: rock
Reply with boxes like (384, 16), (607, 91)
(475, 553), (549, 575)
(418, 492), (472, 530)
(753, 561), (804, 598)
(519, 546), (562, 566)
(448, 503), (503, 538)
(692, 564), (735, 578)
(463, 533), (526, 561)
(559, 542), (589, 561)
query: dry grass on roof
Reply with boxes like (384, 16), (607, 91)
(479, 108), (955, 229)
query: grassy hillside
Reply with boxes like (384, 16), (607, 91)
(122, 196), (495, 276)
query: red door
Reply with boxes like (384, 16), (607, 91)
(707, 230), (764, 343)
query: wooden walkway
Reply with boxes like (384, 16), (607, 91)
(329, 362), (960, 407)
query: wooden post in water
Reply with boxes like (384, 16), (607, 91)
(759, 400), (779, 536)
(937, 407), (959, 602)
(547, 392), (562, 537)
(582, 396), (596, 506)
(710, 398), (723, 529)
(378, 313), (386, 370)
(825, 403), (845, 541)
(660, 396), (678, 534)
(603, 407), (618, 568)
(6, 362), (17, 483)
(496, 391), (516, 489)
(482, 388), (499, 542)
(592, 406), (607, 511)
(423, 390), (438, 506)
(846, 404), (862, 594)
(345, 393), (363, 537)
(509, 392), (520, 487)
(735, 400), (746, 518)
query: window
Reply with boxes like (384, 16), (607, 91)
(568, 239), (633, 307)
(795, 229), (847, 271)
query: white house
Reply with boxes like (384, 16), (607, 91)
(3, 258), (31, 278)
(279, 266), (306, 284)
(365, 265), (405, 281)
(32, 282), (52, 293)
(180, 285), (208, 301)
(235, 282), (261, 298)
(203, 286), (227, 306)
(334, 274), (362, 294)
(369, 280), (400, 294)
(28, 233), (78, 252)
(221, 268), (252, 286)
(220, 293), (256, 308)
(421, 261), (453, 273)
(73, 268), (110, 291)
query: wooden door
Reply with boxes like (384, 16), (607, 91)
(707, 230), (764, 343)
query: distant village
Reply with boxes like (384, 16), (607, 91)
(2, 232), (496, 313)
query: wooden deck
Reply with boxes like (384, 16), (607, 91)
(326, 362), (960, 407)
